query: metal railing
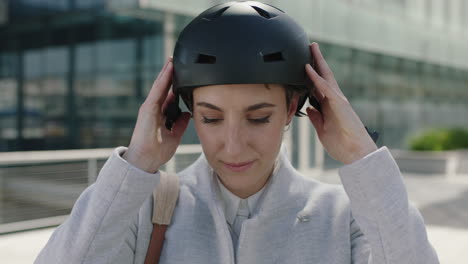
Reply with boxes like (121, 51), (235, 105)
(1, 137), (467, 234)
(0, 145), (202, 234)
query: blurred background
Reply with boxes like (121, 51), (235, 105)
(0, 0), (467, 263)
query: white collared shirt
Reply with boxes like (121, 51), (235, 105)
(215, 176), (266, 226)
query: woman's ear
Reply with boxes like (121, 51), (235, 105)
(286, 94), (300, 125)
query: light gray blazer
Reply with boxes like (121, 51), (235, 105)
(35, 145), (439, 264)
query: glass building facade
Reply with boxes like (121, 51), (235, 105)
(0, 0), (194, 151)
(1, 0), (468, 154)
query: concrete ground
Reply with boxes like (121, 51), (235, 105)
(1, 171), (468, 263)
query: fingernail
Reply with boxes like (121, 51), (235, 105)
(169, 56), (173, 62)
(305, 64), (313, 71)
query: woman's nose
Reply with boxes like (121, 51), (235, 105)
(224, 122), (245, 157)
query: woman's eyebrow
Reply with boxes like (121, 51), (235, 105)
(195, 102), (276, 112)
(246, 103), (276, 111)
(196, 102), (223, 111)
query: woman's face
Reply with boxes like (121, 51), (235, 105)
(193, 84), (298, 198)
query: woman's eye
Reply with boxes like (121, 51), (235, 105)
(201, 116), (271, 124)
(202, 117), (222, 124)
(249, 116), (270, 124)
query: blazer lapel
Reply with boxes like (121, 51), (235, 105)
(171, 152), (236, 264)
(235, 144), (312, 263)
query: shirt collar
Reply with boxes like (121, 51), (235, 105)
(215, 175), (267, 225)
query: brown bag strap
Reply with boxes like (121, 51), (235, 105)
(144, 224), (167, 264)
(144, 171), (179, 264)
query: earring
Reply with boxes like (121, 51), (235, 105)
(284, 123), (291, 132)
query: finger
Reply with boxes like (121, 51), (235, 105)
(154, 56), (171, 82)
(306, 106), (324, 133)
(310, 43), (347, 97)
(151, 58), (173, 105)
(305, 64), (334, 99)
(313, 86), (325, 103)
(145, 58), (171, 107)
(145, 57), (174, 107)
(310, 43), (334, 81)
(162, 89), (176, 113)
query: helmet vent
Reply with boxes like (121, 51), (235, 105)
(251, 6), (277, 19)
(196, 54), (217, 64)
(203, 6), (230, 21)
(263, 52), (284, 62)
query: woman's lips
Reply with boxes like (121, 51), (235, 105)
(222, 160), (255, 172)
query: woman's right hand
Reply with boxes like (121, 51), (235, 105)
(124, 57), (191, 173)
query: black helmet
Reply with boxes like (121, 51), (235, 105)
(165, 1), (315, 130)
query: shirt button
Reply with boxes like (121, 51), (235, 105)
(297, 214), (310, 222)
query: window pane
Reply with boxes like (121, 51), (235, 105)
(42, 77), (67, 148)
(44, 47), (68, 75)
(143, 34), (164, 68)
(24, 49), (43, 79)
(350, 50), (377, 99)
(96, 39), (136, 71)
(0, 78), (17, 150)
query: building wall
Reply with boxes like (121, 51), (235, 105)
(137, 0), (468, 69)
(1, 0), (467, 156)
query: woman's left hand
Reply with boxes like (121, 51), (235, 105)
(304, 42), (377, 165)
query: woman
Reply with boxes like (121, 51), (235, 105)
(35, 1), (439, 263)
